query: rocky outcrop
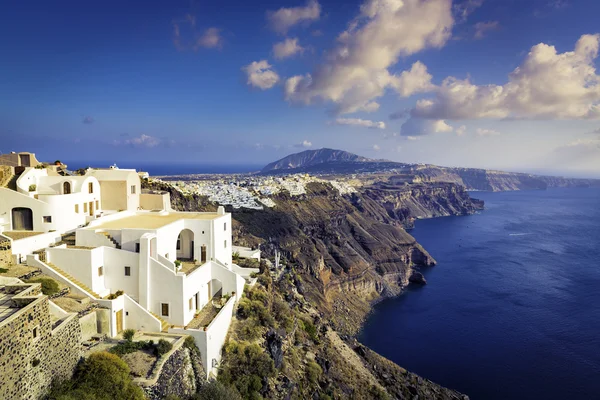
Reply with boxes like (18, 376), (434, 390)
(262, 148), (373, 173)
(362, 181), (484, 228)
(409, 270), (427, 285)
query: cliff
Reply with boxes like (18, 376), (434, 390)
(262, 148), (373, 173)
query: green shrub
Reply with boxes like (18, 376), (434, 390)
(192, 380), (242, 400)
(306, 361), (322, 384)
(122, 329), (135, 342)
(27, 277), (60, 296)
(218, 341), (275, 399)
(46, 351), (145, 400)
(28, 184), (37, 191)
(184, 335), (197, 350)
(156, 339), (173, 357)
(301, 319), (319, 343)
(0, 268), (8, 274)
(237, 298), (273, 326)
(109, 340), (154, 356)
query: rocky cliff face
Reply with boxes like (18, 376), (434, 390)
(261, 148), (373, 173)
(362, 181), (484, 228)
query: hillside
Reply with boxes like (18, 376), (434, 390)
(261, 148), (373, 173)
(142, 178), (478, 398)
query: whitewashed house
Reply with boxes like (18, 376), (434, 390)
(1, 159), (258, 377)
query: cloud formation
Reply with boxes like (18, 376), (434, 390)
(455, 125), (467, 136)
(476, 128), (500, 136)
(335, 118), (386, 129)
(273, 38), (305, 60)
(82, 116), (94, 124)
(173, 15), (223, 51)
(401, 118), (453, 136)
(294, 140), (313, 148)
(115, 134), (162, 148)
(267, 0), (321, 34)
(453, 0), (484, 22)
(410, 34), (600, 122)
(243, 60), (280, 90)
(474, 21), (499, 39)
(284, 0), (454, 115)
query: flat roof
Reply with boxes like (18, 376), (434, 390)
(86, 212), (222, 230)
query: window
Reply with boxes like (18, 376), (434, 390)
(161, 303), (169, 317)
(176, 237), (181, 250)
(63, 182), (71, 194)
(43, 216), (52, 223)
(84, 203), (88, 213)
(95, 200), (99, 209)
(88, 182), (93, 193)
(32, 326), (40, 341)
(124, 266), (131, 276)
(224, 222), (227, 231)
(224, 240), (227, 249)
(135, 243), (140, 253)
(98, 266), (103, 276)
(202, 231), (204, 234)
(131, 185), (136, 194)
(189, 297), (193, 311)
(75, 204), (79, 213)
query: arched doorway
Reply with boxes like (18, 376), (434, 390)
(63, 181), (71, 194)
(176, 229), (194, 260)
(12, 208), (33, 231)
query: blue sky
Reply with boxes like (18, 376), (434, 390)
(1, 0), (600, 176)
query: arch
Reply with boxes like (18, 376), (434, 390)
(63, 181), (71, 194)
(176, 229), (194, 260)
(12, 208), (33, 231)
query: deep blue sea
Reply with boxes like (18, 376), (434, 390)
(359, 188), (600, 400)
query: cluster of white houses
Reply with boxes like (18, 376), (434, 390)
(0, 152), (259, 383)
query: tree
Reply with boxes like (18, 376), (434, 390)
(47, 352), (145, 400)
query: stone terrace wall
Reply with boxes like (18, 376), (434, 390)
(0, 235), (12, 267)
(0, 291), (82, 400)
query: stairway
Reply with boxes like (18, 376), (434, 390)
(100, 232), (121, 249)
(46, 262), (100, 299)
(150, 311), (170, 332)
(33, 249), (47, 263)
(60, 233), (76, 246)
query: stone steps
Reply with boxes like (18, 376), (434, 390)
(150, 311), (170, 332)
(100, 232), (121, 249)
(46, 262), (100, 299)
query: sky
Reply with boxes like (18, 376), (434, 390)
(1, 0), (600, 177)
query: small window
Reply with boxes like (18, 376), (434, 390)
(176, 237), (181, 250)
(131, 185), (136, 194)
(161, 303), (169, 317)
(32, 326), (39, 339)
(189, 297), (193, 311)
(88, 182), (93, 193)
(135, 243), (140, 253)
(84, 203), (88, 212)
(124, 266), (131, 276)
(202, 231), (204, 234)
(75, 204), (79, 213)
(98, 266), (103, 276)
(224, 222), (227, 231)
(224, 240), (227, 249)
(43, 216), (52, 223)
(95, 200), (99, 209)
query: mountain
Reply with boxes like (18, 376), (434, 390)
(261, 148), (600, 191)
(261, 148), (373, 173)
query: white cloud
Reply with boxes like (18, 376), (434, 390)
(243, 60), (280, 90)
(335, 118), (386, 129)
(401, 118), (453, 136)
(273, 38), (305, 60)
(474, 21), (499, 39)
(453, 0), (484, 22)
(267, 0), (321, 34)
(410, 34), (600, 122)
(284, 0), (454, 115)
(476, 128), (500, 136)
(197, 27), (223, 49)
(294, 140), (313, 148)
(373, 144), (381, 151)
(456, 125), (467, 136)
(123, 134), (161, 148)
(551, 138), (600, 170)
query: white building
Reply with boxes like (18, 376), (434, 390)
(0, 160), (258, 378)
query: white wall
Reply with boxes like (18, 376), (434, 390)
(149, 257), (185, 326)
(103, 247), (140, 301)
(46, 247), (108, 296)
(11, 231), (61, 262)
(211, 214), (232, 268)
(123, 294), (162, 332)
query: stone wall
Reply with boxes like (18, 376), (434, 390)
(0, 237), (12, 268)
(0, 287), (82, 400)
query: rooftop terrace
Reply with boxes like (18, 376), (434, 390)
(86, 211), (222, 231)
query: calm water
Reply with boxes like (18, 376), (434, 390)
(360, 188), (600, 400)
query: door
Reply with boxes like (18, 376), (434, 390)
(116, 309), (123, 334)
(201, 245), (207, 263)
(207, 281), (212, 299)
(12, 208), (33, 231)
(88, 202), (94, 216)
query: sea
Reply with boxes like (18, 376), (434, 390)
(359, 188), (600, 400)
